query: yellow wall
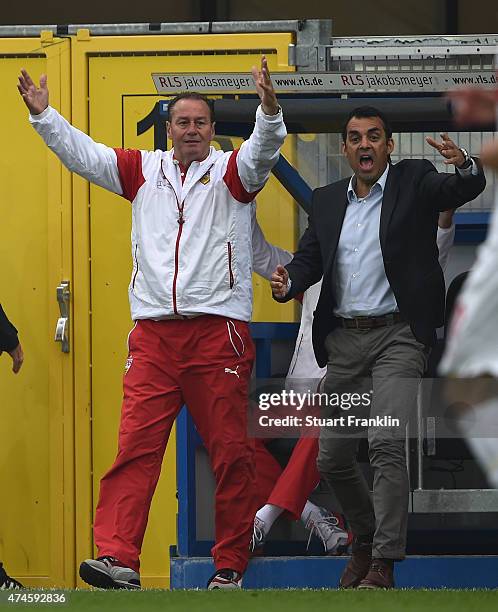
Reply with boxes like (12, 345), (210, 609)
(0, 37), (73, 587)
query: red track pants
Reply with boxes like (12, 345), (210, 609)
(94, 316), (256, 574)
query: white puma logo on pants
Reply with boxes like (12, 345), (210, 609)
(224, 366), (240, 378)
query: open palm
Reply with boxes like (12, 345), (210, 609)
(18, 69), (49, 115)
(251, 56), (279, 115)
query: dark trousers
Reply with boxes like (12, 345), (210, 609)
(317, 322), (427, 559)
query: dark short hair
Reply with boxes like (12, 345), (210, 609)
(167, 92), (215, 123)
(342, 106), (393, 142)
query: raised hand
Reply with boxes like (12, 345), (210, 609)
(17, 69), (49, 115)
(426, 133), (466, 168)
(251, 55), (279, 116)
(270, 264), (289, 298)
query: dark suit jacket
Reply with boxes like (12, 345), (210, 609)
(279, 159), (486, 367)
(0, 304), (19, 352)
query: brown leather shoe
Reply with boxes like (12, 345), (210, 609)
(357, 558), (395, 589)
(339, 542), (372, 588)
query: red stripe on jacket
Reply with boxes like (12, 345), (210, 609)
(223, 149), (261, 204)
(114, 148), (146, 202)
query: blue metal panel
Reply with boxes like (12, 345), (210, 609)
(176, 407), (200, 556)
(455, 212), (491, 225)
(454, 211), (489, 244)
(170, 555), (498, 589)
(250, 322), (300, 340)
(250, 322), (299, 379)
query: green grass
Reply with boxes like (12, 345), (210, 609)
(2, 589), (498, 612)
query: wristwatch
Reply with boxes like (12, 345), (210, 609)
(458, 147), (473, 169)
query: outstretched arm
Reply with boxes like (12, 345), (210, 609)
(19, 70), (124, 195)
(420, 133), (485, 211)
(228, 56), (287, 199)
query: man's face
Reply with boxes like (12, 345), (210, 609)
(342, 116), (394, 186)
(167, 99), (215, 164)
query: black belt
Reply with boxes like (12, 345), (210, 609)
(338, 312), (404, 330)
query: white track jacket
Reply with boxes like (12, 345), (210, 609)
(30, 105), (286, 322)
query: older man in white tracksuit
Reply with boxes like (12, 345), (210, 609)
(19, 57), (286, 590)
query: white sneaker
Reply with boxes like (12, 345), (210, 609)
(249, 516), (266, 553)
(79, 556), (141, 589)
(207, 568), (243, 590)
(305, 507), (351, 555)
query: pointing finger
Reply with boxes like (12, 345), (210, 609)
(425, 136), (442, 151)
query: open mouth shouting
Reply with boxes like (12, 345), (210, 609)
(359, 154), (375, 172)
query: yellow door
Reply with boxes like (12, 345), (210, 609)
(71, 30), (295, 588)
(0, 35), (73, 587)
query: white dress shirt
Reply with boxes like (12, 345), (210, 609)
(333, 160), (475, 318)
(333, 164), (396, 317)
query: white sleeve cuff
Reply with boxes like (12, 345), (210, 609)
(456, 158), (478, 177)
(256, 104), (283, 123)
(29, 105), (52, 122)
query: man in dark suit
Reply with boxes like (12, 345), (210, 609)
(271, 106), (486, 589)
(0, 303), (24, 589)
